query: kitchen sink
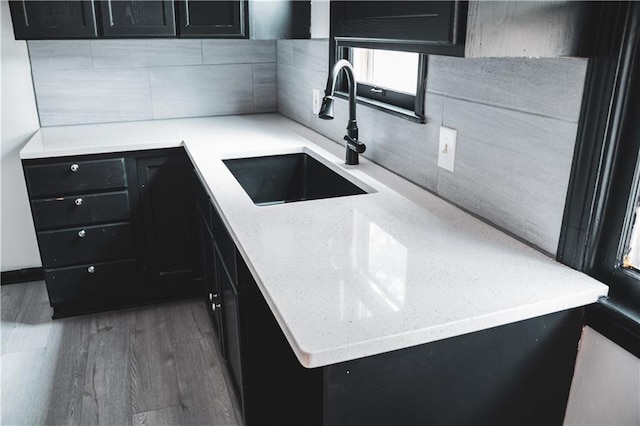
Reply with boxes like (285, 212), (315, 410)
(223, 152), (367, 206)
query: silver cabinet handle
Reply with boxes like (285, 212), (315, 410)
(87, 265), (95, 274)
(70, 163), (79, 172)
(74, 198), (83, 206)
(370, 87), (384, 94)
(208, 293), (219, 301)
(212, 302), (221, 312)
(78, 229), (86, 238)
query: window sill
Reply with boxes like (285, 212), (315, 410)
(586, 298), (640, 358)
(334, 92), (425, 124)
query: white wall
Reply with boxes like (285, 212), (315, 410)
(0, 1), (42, 271)
(564, 327), (640, 425)
(310, 0), (329, 39)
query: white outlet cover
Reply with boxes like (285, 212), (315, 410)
(438, 126), (457, 172)
(312, 89), (321, 115)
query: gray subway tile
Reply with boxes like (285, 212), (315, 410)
(253, 63), (277, 113)
(27, 40), (92, 70)
(202, 40), (275, 65)
(91, 40), (203, 68)
(150, 64), (254, 119)
(277, 39), (328, 72)
(33, 68), (152, 126)
(437, 97), (578, 254)
(428, 55), (587, 122)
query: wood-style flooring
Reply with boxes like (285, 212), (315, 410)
(1, 281), (242, 425)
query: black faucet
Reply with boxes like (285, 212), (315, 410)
(318, 59), (366, 165)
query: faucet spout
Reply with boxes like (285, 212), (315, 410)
(318, 59), (366, 165)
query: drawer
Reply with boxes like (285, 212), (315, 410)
(25, 158), (126, 198)
(45, 259), (138, 305)
(39, 223), (134, 268)
(31, 191), (130, 230)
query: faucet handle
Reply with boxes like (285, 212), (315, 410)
(344, 135), (366, 154)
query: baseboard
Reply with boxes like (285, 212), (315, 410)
(1, 267), (44, 285)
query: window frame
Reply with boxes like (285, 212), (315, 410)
(332, 39), (429, 123)
(558, 1), (640, 356)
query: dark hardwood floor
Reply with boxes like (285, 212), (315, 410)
(1, 281), (242, 425)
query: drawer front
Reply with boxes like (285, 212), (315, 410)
(25, 158), (126, 198)
(45, 259), (137, 305)
(39, 223), (134, 268)
(31, 191), (130, 230)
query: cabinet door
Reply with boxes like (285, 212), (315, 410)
(98, 0), (175, 37)
(176, 0), (246, 38)
(216, 248), (244, 405)
(137, 151), (199, 288)
(9, 0), (97, 40)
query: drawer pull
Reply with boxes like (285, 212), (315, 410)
(212, 302), (221, 312)
(74, 198), (83, 206)
(78, 229), (86, 238)
(87, 265), (95, 274)
(208, 292), (219, 301)
(70, 164), (79, 172)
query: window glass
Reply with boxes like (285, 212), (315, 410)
(351, 48), (419, 95)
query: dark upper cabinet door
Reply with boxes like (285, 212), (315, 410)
(9, 0), (98, 39)
(98, 0), (175, 37)
(137, 150), (199, 287)
(332, 1), (467, 53)
(176, 0), (246, 38)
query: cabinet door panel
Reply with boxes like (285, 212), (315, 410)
(99, 0), (175, 37)
(177, 0), (246, 37)
(9, 0), (98, 39)
(137, 151), (198, 285)
(38, 223), (134, 268)
(217, 249), (243, 403)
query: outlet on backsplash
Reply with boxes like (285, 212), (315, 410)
(438, 126), (457, 172)
(312, 89), (321, 115)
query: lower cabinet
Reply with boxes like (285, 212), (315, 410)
(192, 170), (587, 426)
(23, 147), (200, 318)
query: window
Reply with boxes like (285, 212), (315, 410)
(558, 1), (640, 356)
(333, 43), (428, 123)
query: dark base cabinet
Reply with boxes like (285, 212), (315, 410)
(23, 147), (200, 318)
(192, 171), (584, 425)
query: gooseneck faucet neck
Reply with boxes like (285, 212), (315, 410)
(324, 59), (357, 122)
(318, 59), (366, 165)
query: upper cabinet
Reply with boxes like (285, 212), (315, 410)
(98, 0), (176, 38)
(176, 0), (247, 38)
(331, 0), (598, 58)
(9, 0), (98, 39)
(9, 0), (310, 40)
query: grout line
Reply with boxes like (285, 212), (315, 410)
(427, 90), (580, 124)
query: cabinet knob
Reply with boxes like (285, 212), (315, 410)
(208, 293), (219, 301)
(74, 197), (83, 206)
(87, 265), (95, 274)
(212, 302), (221, 312)
(78, 229), (86, 238)
(70, 163), (79, 172)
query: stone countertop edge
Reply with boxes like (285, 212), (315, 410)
(20, 113), (609, 369)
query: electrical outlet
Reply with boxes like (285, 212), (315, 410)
(312, 89), (321, 114)
(438, 126), (457, 172)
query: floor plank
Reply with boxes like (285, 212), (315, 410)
(1, 281), (53, 354)
(43, 315), (92, 426)
(131, 305), (181, 414)
(1, 282), (239, 426)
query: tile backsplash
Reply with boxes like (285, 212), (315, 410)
(28, 39), (277, 126)
(277, 39), (587, 255)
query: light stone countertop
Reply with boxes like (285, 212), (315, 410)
(21, 113), (609, 368)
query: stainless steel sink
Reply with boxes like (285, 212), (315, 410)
(223, 152), (367, 206)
